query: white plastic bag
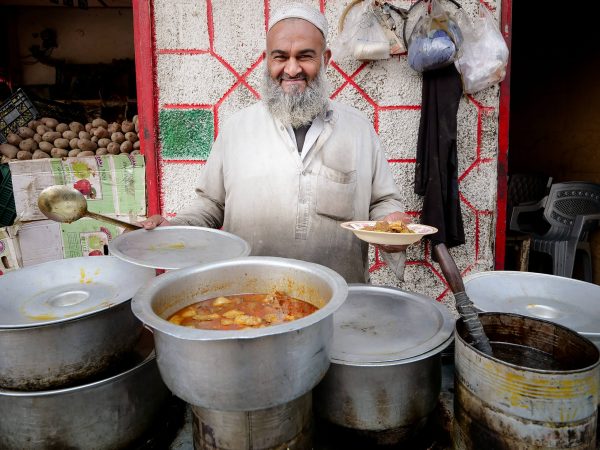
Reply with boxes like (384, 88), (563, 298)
(332, 1), (390, 61)
(454, 5), (509, 93)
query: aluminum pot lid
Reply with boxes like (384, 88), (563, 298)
(464, 271), (600, 339)
(0, 256), (155, 328)
(108, 226), (251, 270)
(329, 284), (455, 365)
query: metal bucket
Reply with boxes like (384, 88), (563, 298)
(454, 313), (600, 450)
(0, 331), (173, 449)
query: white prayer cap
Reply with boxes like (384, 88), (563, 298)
(268, 3), (328, 39)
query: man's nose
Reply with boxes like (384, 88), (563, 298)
(284, 58), (302, 77)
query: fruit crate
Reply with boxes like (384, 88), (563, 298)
(0, 164), (16, 227)
(0, 89), (39, 144)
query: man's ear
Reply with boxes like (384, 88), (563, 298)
(323, 48), (332, 66)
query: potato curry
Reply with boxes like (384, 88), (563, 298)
(362, 220), (414, 233)
(168, 291), (318, 330)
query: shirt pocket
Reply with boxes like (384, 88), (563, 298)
(316, 165), (357, 221)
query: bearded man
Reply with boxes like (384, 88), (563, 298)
(141, 3), (409, 283)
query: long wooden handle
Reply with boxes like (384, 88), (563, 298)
(433, 243), (465, 294)
(85, 211), (141, 231)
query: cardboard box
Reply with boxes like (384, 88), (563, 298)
(17, 217), (134, 267)
(0, 226), (21, 274)
(9, 154), (146, 222)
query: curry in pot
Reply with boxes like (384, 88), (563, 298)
(168, 291), (318, 330)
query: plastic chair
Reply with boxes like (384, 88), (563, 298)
(510, 181), (600, 281)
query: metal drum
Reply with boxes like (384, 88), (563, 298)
(0, 331), (173, 449)
(192, 392), (313, 450)
(454, 313), (600, 450)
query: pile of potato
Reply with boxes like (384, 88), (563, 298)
(0, 115), (141, 162)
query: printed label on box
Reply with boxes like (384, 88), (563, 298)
(9, 154), (146, 221)
(0, 226), (21, 274)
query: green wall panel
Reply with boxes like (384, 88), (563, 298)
(159, 109), (213, 159)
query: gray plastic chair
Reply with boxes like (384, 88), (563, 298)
(510, 181), (600, 281)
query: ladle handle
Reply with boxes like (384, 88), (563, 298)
(433, 243), (493, 356)
(85, 211), (141, 231)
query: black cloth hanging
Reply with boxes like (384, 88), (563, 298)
(414, 64), (465, 248)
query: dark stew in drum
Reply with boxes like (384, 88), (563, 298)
(168, 291), (319, 330)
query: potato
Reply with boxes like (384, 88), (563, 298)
(120, 140), (133, 153)
(133, 140), (141, 150)
(55, 123), (69, 133)
(92, 118), (108, 129)
(97, 138), (111, 148)
(19, 138), (38, 152)
(36, 125), (50, 135)
(94, 127), (110, 139)
(96, 148), (109, 155)
(107, 122), (121, 133)
(0, 156), (10, 164)
(51, 148), (68, 158)
(68, 149), (81, 157)
(77, 139), (97, 152)
(78, 150), (95, 157)
(106, 142), (120, 154)
(7, 133), (21, 145)
(32, 133), (42, 143)
(38, 141), (53, 153)
(41, 117), (59, 129)
(79, 131), (91, 140)
(134, 121), (139, 133)
(62, 130), (77, 140)
(33, 150), (50, 159)
(130, 149), (141, 156)
(125, 132), (138, 143)
(85, 123), (93, 132)
(42, 131), (61, 142)
(111, 132), (125, 144)
(18, 127), (34, 139)
(17, 150), (32, 160)
(121, 121), (134, 133)
(69, 137), (79, 149)
(28, 120), (43, 129)
(0, 143), (18, 159)
(69, 122), (84, 133)
(132, 115), (138, 124)
(53, 138), (69, 149)
(91, 136), (99, 144)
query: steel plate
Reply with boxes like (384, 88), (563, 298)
(0, 256), (155, 328)
(108, 226), (251, 270)
(464, 271), (600, 343)
(329, 284), (455, 365)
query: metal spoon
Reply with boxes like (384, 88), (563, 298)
(37, 185), (140, 231)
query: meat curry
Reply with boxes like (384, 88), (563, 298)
(168, 291), (318, 330)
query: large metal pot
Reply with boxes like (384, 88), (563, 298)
(132, 256), (348, 411)
(0, 331), (173, 449)
(454, 313), (600, 449)
(313, 285), (454, 444)
(0, 256), (155, 390)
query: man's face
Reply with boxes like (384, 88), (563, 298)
(266, 18), (331, 94)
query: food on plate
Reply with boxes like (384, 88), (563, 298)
(168, 291), (318, 330)
(361, 220), (414, 233)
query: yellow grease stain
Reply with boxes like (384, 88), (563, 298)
(79, 267), (93, 284)
(26, 314), (57, 321)
(148, 242), (186, 251)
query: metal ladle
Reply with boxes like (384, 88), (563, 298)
(37, 185), (140, 231)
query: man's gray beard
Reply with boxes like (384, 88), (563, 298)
(262, 67), (329, 128)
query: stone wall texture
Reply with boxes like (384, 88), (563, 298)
(151, 0), (503, 309)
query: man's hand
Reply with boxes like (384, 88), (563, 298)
(137, 214), (171, 230)
(375, 211), (412, 253)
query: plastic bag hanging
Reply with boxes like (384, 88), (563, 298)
(407, 0), (462, 73)
(453, 4), (509, 94)
(332, 1), (391, 61)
